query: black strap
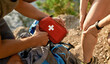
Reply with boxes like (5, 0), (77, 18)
(47, 41), (74, 51)
(11, 0), (17, 2)
(59, 42), (75, 50)
(96, 20), (103, 30)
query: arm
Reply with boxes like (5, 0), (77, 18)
(0, 36), (33, 58)
(15, 0), (49, 21)
(80, 0), (88, 17)
(98, 14), (110, 28)
(0, 27), (48, 59)
(15, 0), (65, 26)
(80, 0), (89, 29)
(80, 0), (93, 17)
(84, 14), (110, 36)
(81, 14), (110, 63)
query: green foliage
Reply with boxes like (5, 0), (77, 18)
(36, 0), (79, 16)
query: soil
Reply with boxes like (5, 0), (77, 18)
(59, 15), (110, 64)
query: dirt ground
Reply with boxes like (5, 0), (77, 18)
(59, 15), (110, 64)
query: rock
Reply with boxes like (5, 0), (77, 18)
(108, 59), (110, 64)
(13, 26), (29, 39)
(58, 15), (79, 29)
(4, 10), (34, 31)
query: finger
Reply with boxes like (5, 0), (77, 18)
(54, 19), (61, 25)
(42, 32), (48, 36)
(45, 36), (49, 40)
(80, 23), (83, 30)
(36, 25), (40, 32)
(79, 19), (84, 30)
(43, 39), (48, 45)
(80, 16), (86, 30)
(62, 20), (66, 25)
(59, 18), (65, 26)
(56, 19), (65, 27)
(41, 38), (48, 46)
(53, 17), (66, 28)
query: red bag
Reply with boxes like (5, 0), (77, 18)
(39, 16), (68, 43)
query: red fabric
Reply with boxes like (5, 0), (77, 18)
(39, 16), (67, 43)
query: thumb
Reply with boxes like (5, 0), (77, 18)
(36, 25), (40, 32)
(80, 23), (83, 30)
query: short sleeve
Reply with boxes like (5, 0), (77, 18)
(0, 18), (15, 40)
(0, 0), (18, 18)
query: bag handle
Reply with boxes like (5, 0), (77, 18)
(59, 42), (75, 51)
(47, 41), (74, 51)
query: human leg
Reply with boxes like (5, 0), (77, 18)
(83, 0), (110, 31)
(7, 54), (23, 64)
(82, 25), (99, 63)
(82, 0), (110, 63)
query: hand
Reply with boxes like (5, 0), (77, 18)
(84, 24), (100, 37)
(31, 25), (49, 47)
(80, 15), (86, 30)
(53, 17), (66, 28)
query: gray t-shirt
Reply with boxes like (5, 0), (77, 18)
(0, 0), (18, 18)
(0, 18), (15, 64)
(0, 0), (18, 63)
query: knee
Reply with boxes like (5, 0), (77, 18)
(82, 26), (89, 36)
(83, 24), (90, 31)
(82, 26), (98, 38)
(7, 54), (23, 64)
(82, 30), (89, 38)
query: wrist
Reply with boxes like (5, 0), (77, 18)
(37, 15), (49, 21)
(25, 35), (42, 47)
(80, 14), (86, 18)
(95, 20), (103, 30)
(20, 36), (34, 47)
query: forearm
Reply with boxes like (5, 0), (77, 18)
(98, 14), (110, 28)
(0, 36), (37, 59)
(15, 0), (48, 21)
(80, 0), (89, 17)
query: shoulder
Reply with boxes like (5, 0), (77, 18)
(0, 0), (19, 18)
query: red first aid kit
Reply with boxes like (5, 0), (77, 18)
(39, 16), (68, 43)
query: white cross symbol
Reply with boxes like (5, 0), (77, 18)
(48, 25), (54, 31)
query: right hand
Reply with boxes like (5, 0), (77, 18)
(79, 15), (86, 30)
(31, 25), (49, 47)
(52, 17), (66, 28)
(84, 24), (100, 37)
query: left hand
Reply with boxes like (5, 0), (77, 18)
(85, 24), (100, 37)
(80, 14), (86, 30)
(52, 17), (66, 28)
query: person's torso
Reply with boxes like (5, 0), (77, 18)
(0, 0), (18, 18)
